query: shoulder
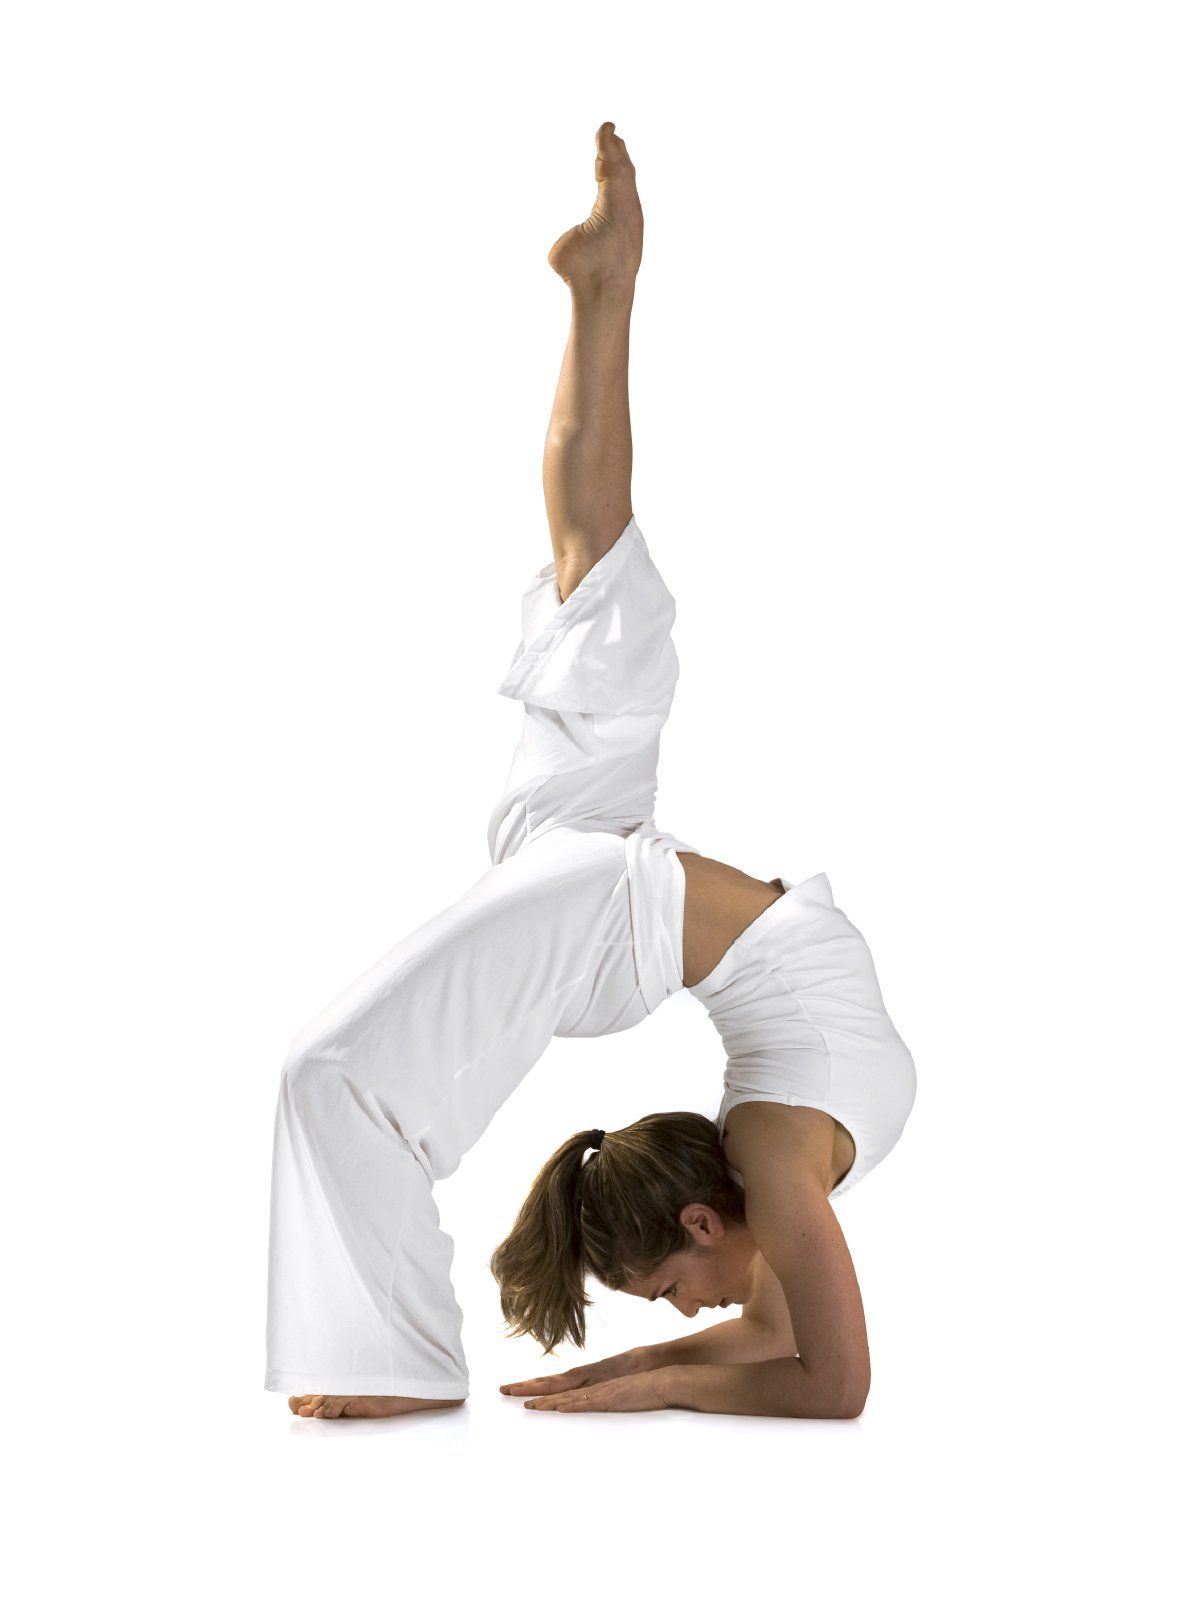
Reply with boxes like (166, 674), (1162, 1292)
(721, 1099), (839, 1192)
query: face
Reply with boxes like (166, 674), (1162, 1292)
(620, 1204), (758, 1318)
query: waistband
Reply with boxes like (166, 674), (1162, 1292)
(624, 819), (700, 1012)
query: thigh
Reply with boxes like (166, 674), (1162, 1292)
(488, 518), (679, 863)
(283, 834), (640, 1157)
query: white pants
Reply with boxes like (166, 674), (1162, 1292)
(264, 520), (692, 1397)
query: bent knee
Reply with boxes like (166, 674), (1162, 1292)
(278, 1036), (420, 1153)
(555, 539), (619, 602)
(279, 1037), (350, 1134)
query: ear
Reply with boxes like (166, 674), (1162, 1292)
(681, 1202), (725, 1241)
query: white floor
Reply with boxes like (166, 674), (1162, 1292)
(100, 1348), (1163, 1617)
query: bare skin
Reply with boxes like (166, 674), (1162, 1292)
(544, 121), (643, 603)
(678, 852), (783, 987)
(286, 1393), (463, 1420)
(293, 122), (849, 1418)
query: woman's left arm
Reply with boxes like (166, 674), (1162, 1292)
(659, 1352), (861, 1419)
(663, 1101), (872, 1419)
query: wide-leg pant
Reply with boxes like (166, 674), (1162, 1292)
(264, 518), (693, 1397)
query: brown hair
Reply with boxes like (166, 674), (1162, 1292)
(489, 1110), (747, 1354)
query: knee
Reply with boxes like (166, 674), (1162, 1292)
(279, 1035), (344, 1136)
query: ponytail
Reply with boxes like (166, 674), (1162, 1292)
(489, 1128), (600, 1353)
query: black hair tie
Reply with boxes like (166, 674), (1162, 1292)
(588, 1128), (606, 1149)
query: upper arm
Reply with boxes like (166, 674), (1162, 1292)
(726, 1102), (871, 1414)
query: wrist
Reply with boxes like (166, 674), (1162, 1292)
(654, 1362), (690, 1408)
(631, 1344), (662, 1374)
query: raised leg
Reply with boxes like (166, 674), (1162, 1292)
(544, 122), (644, 602)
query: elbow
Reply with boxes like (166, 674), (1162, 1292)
(816, 1366), (870, 1421)
(834, 1370), (870, 1420)
(781, 1354), (870, 1419)
(831, 1388), (867, 1420)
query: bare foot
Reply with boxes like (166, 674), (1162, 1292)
(288, 1393), (465, 1419)
(548, 121), (643, 291)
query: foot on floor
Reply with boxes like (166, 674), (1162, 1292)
(288, 1393), (465, 1419)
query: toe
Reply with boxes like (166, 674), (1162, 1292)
(596, 122), (631, 164)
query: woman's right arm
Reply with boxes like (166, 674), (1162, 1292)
(499, 1257), (796, 1396)
(499, 1322), (778, 1399)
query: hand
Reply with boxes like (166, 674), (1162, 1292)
(499, 1345), (652, 1400)
(519, 1367), (673, 1413)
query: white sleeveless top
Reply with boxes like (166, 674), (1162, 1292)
(687, 872), (917, 1199)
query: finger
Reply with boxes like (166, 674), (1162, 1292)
(500, 1375), (581, 1394)
(525, 1391), (600, 1412)
(554, 1382), (616, 1412)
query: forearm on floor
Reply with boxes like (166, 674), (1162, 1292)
(660, 1356), (868, 1420)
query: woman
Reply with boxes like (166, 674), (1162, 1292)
(268, 122), (916, 1420)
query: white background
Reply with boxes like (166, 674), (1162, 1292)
(4, 1), (1181, 1613)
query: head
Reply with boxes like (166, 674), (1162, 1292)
(489, 1111), (758, 1353)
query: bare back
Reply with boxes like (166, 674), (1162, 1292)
(677, 851), (784, 988)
